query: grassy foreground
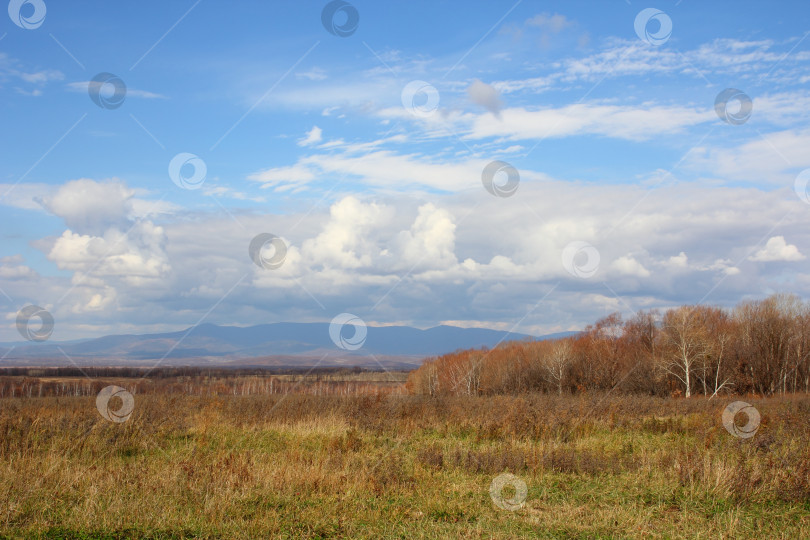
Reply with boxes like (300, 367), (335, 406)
(0, 392), (808, 538)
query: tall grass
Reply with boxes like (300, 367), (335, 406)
(0, 392), (808, 538)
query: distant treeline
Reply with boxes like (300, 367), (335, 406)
(0, 365), (372, 379)
(0, 366), (407, 398)
(408, 294), (810, 398)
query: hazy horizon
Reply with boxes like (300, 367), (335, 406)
(2, 318), (556, 344)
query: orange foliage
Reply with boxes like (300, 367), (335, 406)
(408, 294), (810, 397)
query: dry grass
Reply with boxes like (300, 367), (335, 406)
(0, 392), (808, 538)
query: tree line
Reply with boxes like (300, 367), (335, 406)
(407, 294), (810, 397)
(0, 366), (374, 379)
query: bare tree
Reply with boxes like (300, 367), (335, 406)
(693, 306), (734, 398)
(707, 332), (733, 398)
(660, 306), (709, 398)
(545, 340), (573, 395)
(426, 361), (440, 396)
(447, 353), (483, 396)
(734, 294), (801, 395)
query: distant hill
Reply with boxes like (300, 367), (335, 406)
(0, 323), (577, 369)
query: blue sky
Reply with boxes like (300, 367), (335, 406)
(2, 0), (810, 341)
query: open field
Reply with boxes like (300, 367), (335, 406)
(0, 387), (808, 539)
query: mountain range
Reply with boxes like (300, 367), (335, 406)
(0, 323), (576, 369)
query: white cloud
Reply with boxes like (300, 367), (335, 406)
(83, 290), (116, 312)
(46, 224), (169, 282)
(686, 128), (810, 185)
(19, 69), (63, 85)
(248, 163), (317, 189)
(555, 38), (810, 85)
(668, 252), (688, 268)
(500, 13), (577, 50)
(236, 35), (810, 128)
(298, 125), (323, 147)
(0, 54), (64, 93)
(300, 196), (391, 269)
(65, 82), (166, 99)
(15, 87), (43, 97)
(249, 148), (487, 193)
(19, 179), (173, 318)
(202, 186), (266, 202)
(611, 256), (651, 277)
(39, 179), (135, 234)
(466, 103), (712, 142)
(4, 173), (810, 340)
(750, 236), (806, 262)
(7, 17), (810, 342)
(0, 183), (54, 210)
(493, 76), (554, 94)
(127, 89), (168, 99)
(296, 67), (327, 81)
(377, 99), (713, 143)
(526, 13), (573, 34)
(397, 203), (457, 270)
(0, 255), (36, 279)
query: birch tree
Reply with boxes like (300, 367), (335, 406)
(660, 306), (709, 398)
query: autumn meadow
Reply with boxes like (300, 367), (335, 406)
(0, 295), (808, 539)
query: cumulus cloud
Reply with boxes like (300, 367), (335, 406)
(668, 252), (688, 268)
(3, 170), (810, 339)
(39, 179), (135, 234)
(750, 236), (806, 262)
(300, 196), (391, 269)
(47, 225), (169, 282)
(22, 179), (172, 318)
(397, 203), (457, 270)
(611, 256), (651, 278)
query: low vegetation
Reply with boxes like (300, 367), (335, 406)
(1, 390), (808, 538)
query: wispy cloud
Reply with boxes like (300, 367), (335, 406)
(66, 81), (167, 99)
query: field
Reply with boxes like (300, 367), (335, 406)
(0, 373), (808, 539)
